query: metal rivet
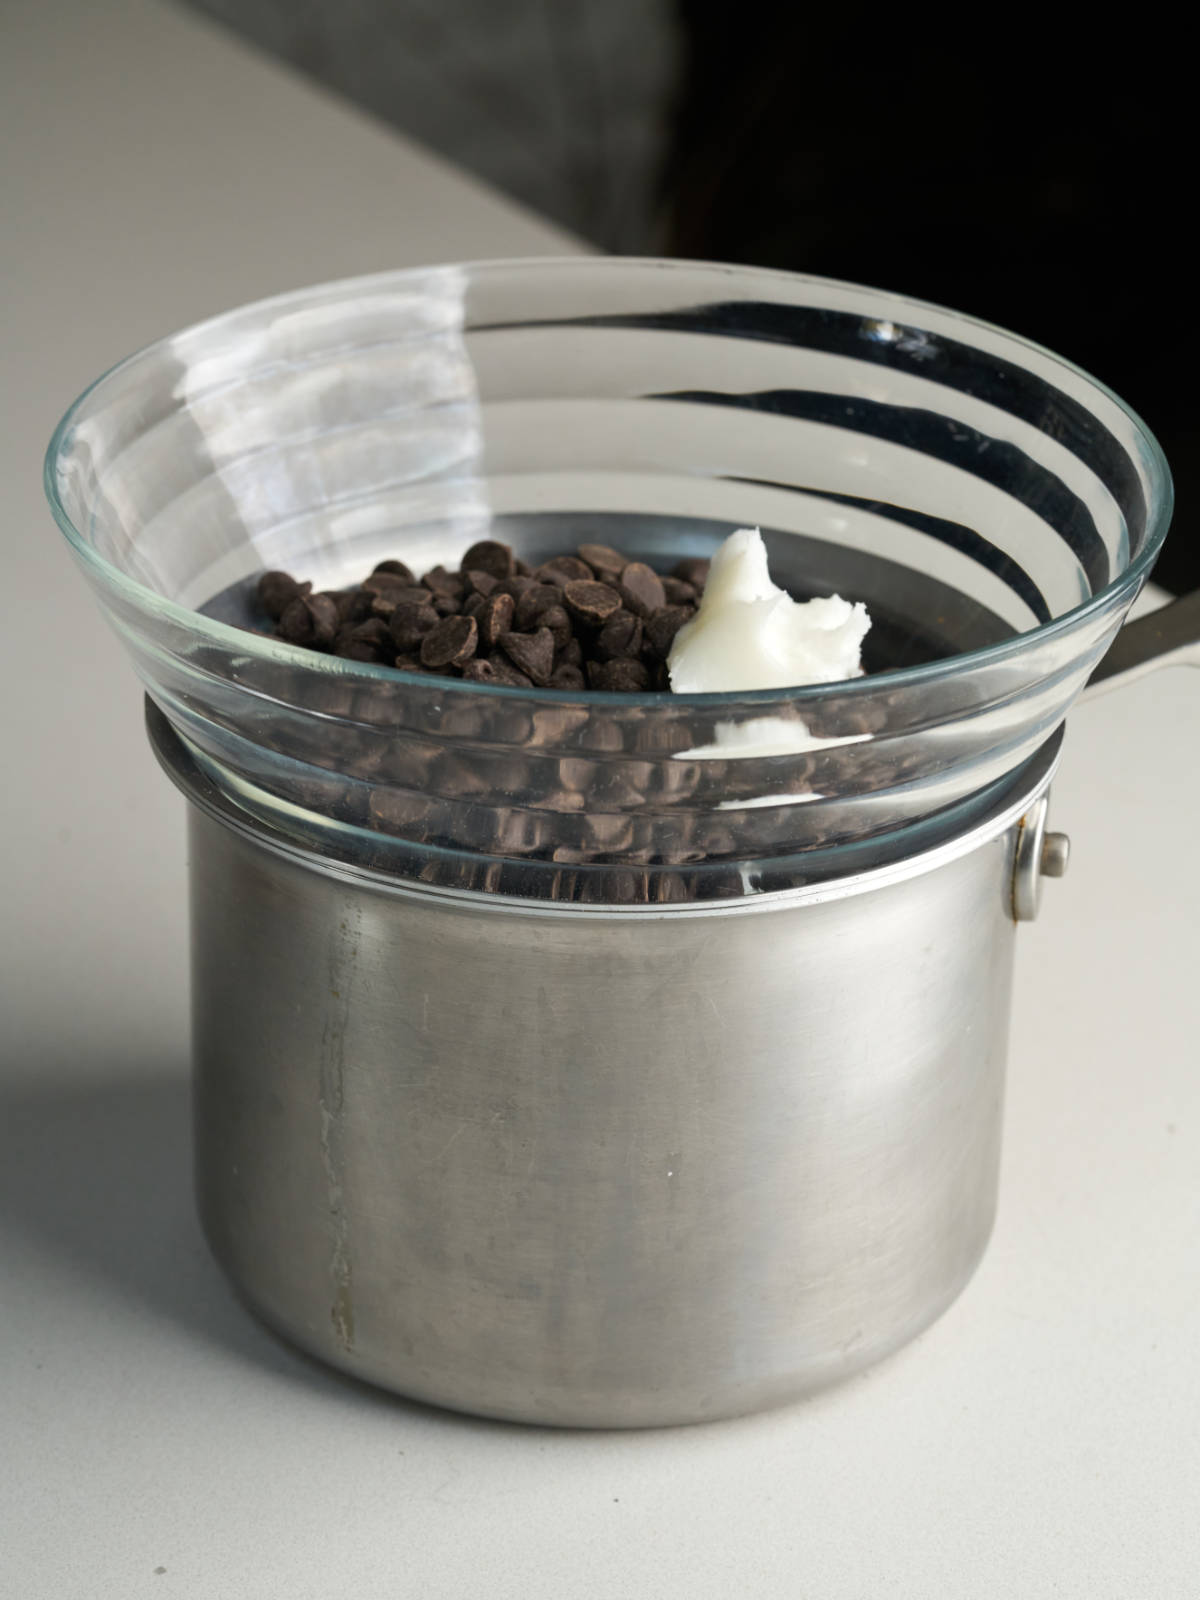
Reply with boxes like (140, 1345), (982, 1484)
(1013, 803), (1071, 921)
(1040, 832), (1071, 879)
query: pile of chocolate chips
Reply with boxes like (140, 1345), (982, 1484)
(257, 540), (710, 692)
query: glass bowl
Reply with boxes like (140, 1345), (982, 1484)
(44, 259), (1171, 900)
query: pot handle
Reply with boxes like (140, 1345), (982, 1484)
(1083, 586), (1200, 698)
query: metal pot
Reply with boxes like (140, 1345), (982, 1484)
(153, 703), (1074, 1427)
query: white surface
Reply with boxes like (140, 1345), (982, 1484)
(2, 4), (1199, 1597)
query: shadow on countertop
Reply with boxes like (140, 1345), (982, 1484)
(0, 1066), (938, 1442)
(1, 1072), (287, 1367)
(0, 1069), (479, 1425)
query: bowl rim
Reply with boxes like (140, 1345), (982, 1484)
(43, 255), (1175, 709)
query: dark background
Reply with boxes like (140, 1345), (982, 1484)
(190, 0), (1193, 593)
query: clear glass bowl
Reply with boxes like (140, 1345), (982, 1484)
(45, 259), (1171, 900)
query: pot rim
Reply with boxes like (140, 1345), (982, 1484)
(148, 697), (1062, 918)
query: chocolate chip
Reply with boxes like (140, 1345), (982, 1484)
(500, 627), (555, 686)
(492, 807), (550, 855)
(588, 657), (651, 691)
(349, 617), (392, 651)
(431, 593), (463, 616)
(492, 574), (537, 600)
(279, 593), (337, 647)
(421, 565), (465, 598)
(369, 584), (435, 617)
(308, 597), (339, 647)
(463, 592), (486, 618)
(461, 657), (498, 682)
(368, 789), (435, 832)
(584, 812), (636, 850)
(537, 556), (594, 588)
(485, 653), (534, 687)
(420, 614), (478, 669)
(478, 590), (516, 649)
(388, 601), (439, 652)
(530, 705), (590, 744)
(643, 605), (693, 660)
(257, 571), (310, 620)
(563, 580), (623, 627)
(671, 557), (710, 590)
(462, 569), (500, 598)
(541, 787), (586, 813)
(661, 577), (697, 605)
(363, 571), (414, 598)
(617, 562), (666, 618)
(460, 540), (515, 579)
(337, 587), (375, 624)
(336, 636), (385, 663)
(514, 583), (563, 631)
(556, 636), (584, 668)
(372, 558), (415, 582)
(595, 609), (643, 660)
(577, 543), (628, 583)
(539, 605), (573, 650)
(549, 664), (586, 689)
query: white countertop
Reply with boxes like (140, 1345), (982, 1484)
(3, 4), (1198, 1596)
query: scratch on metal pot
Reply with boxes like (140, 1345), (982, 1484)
(319, 906), (362, 1351)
